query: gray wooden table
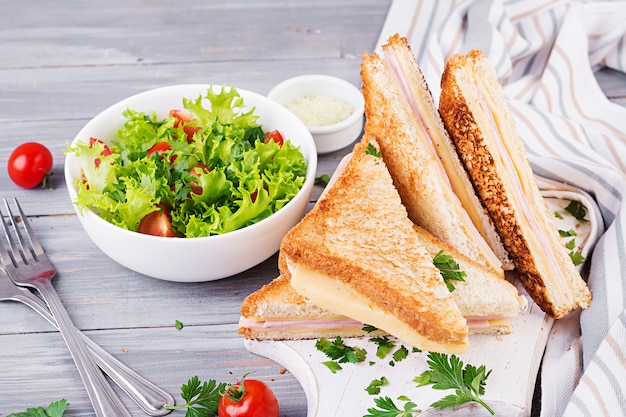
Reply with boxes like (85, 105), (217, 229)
(2, 1), (626, 416)
(0, 1), (391, 415)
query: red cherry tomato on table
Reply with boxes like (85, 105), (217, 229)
(7, 142), (54, 188)
(218, 379), (279, 417)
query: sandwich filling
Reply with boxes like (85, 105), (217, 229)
(383, 46), (503, 275)
(239, 316), (511, 333)
(472, 74), (573, 306)
(286, 260), (470, 354)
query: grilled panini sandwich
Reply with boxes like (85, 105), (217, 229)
(239, 225), (526, 341)
(438, 49), (592, 318)
(360, 34), (512, 276)
(279, 137), (470, 353)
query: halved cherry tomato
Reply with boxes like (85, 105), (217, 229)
(137, 204), (181, 237)
(7, 142), (54, 189)
(263, 130), (284, 147)
(147, 141), (172, 157)
(217, 378), (279, 417)
(169, 109), (201, 140)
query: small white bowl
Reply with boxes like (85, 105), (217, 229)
(267, 74), (364, 154)
(65, 84), (317, 282)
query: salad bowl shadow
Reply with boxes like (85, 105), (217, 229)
(64, 84), (317, 282)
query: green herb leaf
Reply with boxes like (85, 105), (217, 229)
(554, 211), (564, 219)
(392, 345), (409, 363)
(370, 336), (396, 359)
(315, 174), (330, 187)
(365, 376), (389, 395)
(322, 361), (344, 374)
(365, 143), (381, 158)
(565, 238), (577, 250)
(558, 229), (577, 237)
(569, 250), (586, 266)
(7, 400), (70, 417)
(362, 324), (379, 333)
(564, 201), (589, 223)
(315, 337), (367, 372)
(175, 319), (184, 330)
(164, 375), (227, 416)
(432, 250), (466, 292)
(364, 396), (421, 417)
(414, 352), (494, 415)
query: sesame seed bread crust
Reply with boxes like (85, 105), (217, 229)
(279, 137), (469, 352)
(438, 50), (591, 319)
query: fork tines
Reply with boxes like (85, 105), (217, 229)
(0, 198), (41, 268)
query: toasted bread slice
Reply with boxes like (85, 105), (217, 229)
(279, 136), (470, 354)
(438, 49), (592, 319)
(360, 34), (512, 275)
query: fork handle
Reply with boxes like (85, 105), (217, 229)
(35, 280), (132, 417)
(14, 292), (175, 416)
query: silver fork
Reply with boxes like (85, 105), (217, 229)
(0, 198), (131, 417)
(0, 268), (175, 415)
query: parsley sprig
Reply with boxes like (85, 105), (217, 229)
(7, 400), (69, 417)
(433, 250), (466, 292)
(365, 376), (389, 395)
(564, 200), (588, 223)
(365, 396), (421, 417)
(315, 337), (367, 373)
(555, 200), (589, 267)
(365, 143), (382, 158)
(164, 375), (227, 416)
(414, 352), (494, 415)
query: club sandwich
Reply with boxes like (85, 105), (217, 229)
(438, 49), (592, 318)
(360, 34), (512, 276)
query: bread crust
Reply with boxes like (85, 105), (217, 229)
(280, 137), (469, 351)
(439, 50), (591, 318)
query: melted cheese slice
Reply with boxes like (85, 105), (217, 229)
(289, 262), (470, 354)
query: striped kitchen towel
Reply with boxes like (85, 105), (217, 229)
(377, 0), (626, 416)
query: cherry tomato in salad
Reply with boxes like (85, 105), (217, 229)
(263, 130), (284, 147)
(7, 142), (54, 189)
(147, 141), (172, 157)
(137, 204), (181, 237)
(170, 109), (201, 140)
(218, 379), (279, 417)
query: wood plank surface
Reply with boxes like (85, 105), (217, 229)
(0, 1), (623, 416)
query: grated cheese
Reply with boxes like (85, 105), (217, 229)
(285, 95), (354, 126)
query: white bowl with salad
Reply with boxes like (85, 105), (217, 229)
(65, 84), (317, 282)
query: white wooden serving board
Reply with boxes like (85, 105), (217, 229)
(246, 287), (552, 417)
